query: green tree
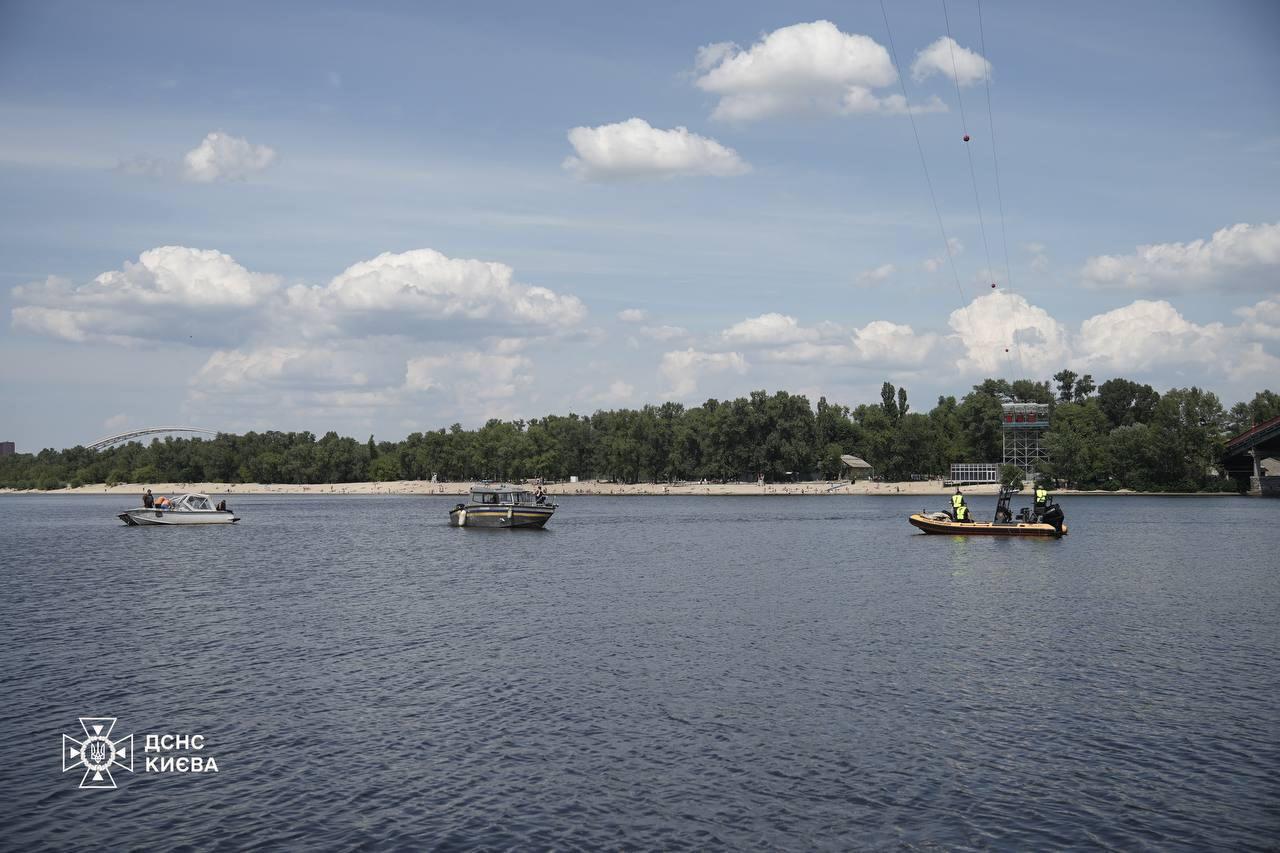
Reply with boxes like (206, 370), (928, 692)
(1072, 373), (1096, 402)
(1043, 401), (1110, 488)
(999, 464), (1025, 489)
(956, 390), (1004, 462)
(368, 454), (401, 481)
(1053, 369), (1078, 403)
(1097, 378), (1160, 428)
(880, 381), (898, 419)
(1227, 389), (1280, 434)
(1149, 387), (1227, 490)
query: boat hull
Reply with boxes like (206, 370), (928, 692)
(119, 510), (239, 526)
(909, 513), (1066, 537)
(449, 504), (555, 529)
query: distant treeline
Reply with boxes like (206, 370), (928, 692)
(4, 375), (1277, 492)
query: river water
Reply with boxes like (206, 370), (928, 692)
(0, 493), (1276, 850)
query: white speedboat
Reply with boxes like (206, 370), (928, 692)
(449, 484), (555, 528)
(118, 493), (239, 526)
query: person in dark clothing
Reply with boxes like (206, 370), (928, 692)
(142, 488), (153, 508)
(216, 499), (228, 512)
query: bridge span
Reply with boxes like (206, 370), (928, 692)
(87, 427), (220, 452)
(1223, 414), (1280, 497)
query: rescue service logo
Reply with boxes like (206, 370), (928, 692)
(63, 717), (134, 789)
(60, 718), (220, 789)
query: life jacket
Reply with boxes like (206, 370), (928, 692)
(951, 493), (964, 509)
(1035, 487), (1048, 503)
(955, 505), (968, 520)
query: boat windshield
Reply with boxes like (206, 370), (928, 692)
(469, 489), (535, 504)
(186, 495), (213, 511)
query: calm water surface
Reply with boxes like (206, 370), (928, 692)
(0, 493), (1277, 850)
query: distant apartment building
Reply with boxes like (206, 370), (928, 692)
(0, 441), (14, 456)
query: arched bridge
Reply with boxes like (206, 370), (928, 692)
(87, 427), (221, 451)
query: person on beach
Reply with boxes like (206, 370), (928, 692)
(142, 488), (153, 508)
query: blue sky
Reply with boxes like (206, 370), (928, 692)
(2, 0), (1277, 450)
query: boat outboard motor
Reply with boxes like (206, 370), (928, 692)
(1041, 503), (1065, 537)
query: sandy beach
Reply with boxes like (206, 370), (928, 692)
(4, 479), (1163, 498)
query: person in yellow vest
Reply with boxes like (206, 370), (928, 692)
(1034, 481), (1050, 519)
(951, 488), (968, 522)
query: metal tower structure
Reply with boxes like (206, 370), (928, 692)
(1001, 403), (1049, 475)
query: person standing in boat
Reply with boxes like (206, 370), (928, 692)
(951, 488), (966, 521)
(142, 488), (153, 508)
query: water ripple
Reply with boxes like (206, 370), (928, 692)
(0, 494), (1277, 850)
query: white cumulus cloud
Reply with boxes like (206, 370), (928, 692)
(1076, 300), (1230, 372)
(857, 263), (896, 283)
(182, 131), (277, 182)
(851, 320), (938, 365)
(660, 348), (748, 397)
(563, 118), (750, 181)
(406, 350), (532, 401)
(195, 346), (371, 392)
(721, 312), (818, 346)
(1081, 221), (1280, 292)
(759, 319), (937, 367)
(694, 21), (944, 121)
(949, 291), (1071, 373)
(11, 246), (281, 346)
(1235, 296), (1280, 340)
(640, 324), (689, 342)
(617, 308), (649, 323)
(911, 36), (992, 86)
(594, 379), (637, 404)
(288, 249), (586, 337)
(1075, 299), (1280, 381)
(923, 237), (964, 272)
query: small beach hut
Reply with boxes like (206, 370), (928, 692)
(840, 454), (873, 482)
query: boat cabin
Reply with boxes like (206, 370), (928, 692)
(158, 493), (217, 511)
(469, 485), (537, 505)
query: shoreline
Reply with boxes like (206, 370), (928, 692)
(0, 480), (1241, 497)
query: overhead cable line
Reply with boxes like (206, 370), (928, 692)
(941, 0), (1022, 378)
(976, 0), (1025, 374)
(942, 0), (994, 286)
(878, 0), (971, 322)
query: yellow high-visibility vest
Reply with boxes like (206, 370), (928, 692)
(951, 493), (964, 509)
(1035, 487), (1048, 503)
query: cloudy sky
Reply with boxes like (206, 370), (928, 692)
(2, 1), (1278, 451)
